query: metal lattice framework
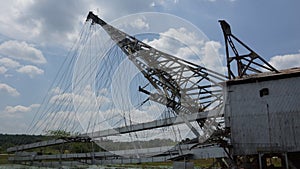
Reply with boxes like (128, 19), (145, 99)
(219, 20), (279, 79)
(7, 13), (288, 169)
(87, 12), (227, 136)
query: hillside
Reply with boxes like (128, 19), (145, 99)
(0, 134), (51, 153)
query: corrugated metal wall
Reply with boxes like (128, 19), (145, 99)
(225, 75), (300, 155)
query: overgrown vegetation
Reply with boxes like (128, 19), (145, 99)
(0, 133), (102, 154)
(0, 132), (177, 154)
(0, 133), (219, 167)
(0, 133), (52, 153)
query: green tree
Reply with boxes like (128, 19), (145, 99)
(46, 130), (71, 138)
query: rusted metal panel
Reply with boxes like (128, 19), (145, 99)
(226, 74), (300, 155)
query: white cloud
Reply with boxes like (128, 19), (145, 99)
(17, 65), (44, 78)
(0, 57), (21, 68)
(0, 83), (20, 96)
(0, 40), (46, 64)
(130, 17), (149, 30)
(2, 104), (40, 123)
(98, 88), (109, 96)
(30, 110), (80, 134)
(50, 91), (111, 107)
(200, 40), (225, 72)
(144, 27), (224, 72)
(50, 87), (63, 94)
(0, 57), (45, 78)
(150, 2), (156, 7)
(49, 85), (111, 107)
(268, 53), (300, 70)
(0, 0), (181, 42)
(0, 0), (86, 47)
(4, 104), (40, 114)
(151, 0), (179, 8)
(161, 27), (204, 47)
(145, 27), (204, 59)
(205, 0), (236, 2)
(49, 92), (73, 105)
(0, 0), (180, 48)
(0, 1), (38, 41)
(145, 29), (186, 56)
(0, 66), (7, 74)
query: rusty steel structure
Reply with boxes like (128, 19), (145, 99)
(86, 12), (226, 136)
(7, 12), (300, 169)
(219, 20), (279, 79)
(224, 68), (300, 169)
(219, 20), (300, 169)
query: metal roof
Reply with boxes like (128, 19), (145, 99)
(226, 67), (300, 85)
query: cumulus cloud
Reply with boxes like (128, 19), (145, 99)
(98, 88), (109, 96)
(0, 0), (180, 47)
(17, 65), (44, 78)
(0, 1), (36, 40)
(0, 57), (21, 68)
(20, 0), (89, 45)
(50, 87), (111, 107)
(158, 27), (204, 47)
(4, 104), (40, 114)
(144, 27), (224, 72)
(0, 0), (87, 46)
(268, 53), (300, 70)
(145, 27), (204, 60)
(130, 17), (149, 30)
(0, 83), (20, 96)
(204, 0), (236, 2)
(49, 92), (73, 105)
(150, 0), (179, 9)
(0, 57), (44, 78)
(0, 40), (46, 64)
(200, 40), (224, 71)
(0, 66), (7, 74)
(50, 87), (63, 94)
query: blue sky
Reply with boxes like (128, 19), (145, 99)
(0, 0), (299, 134)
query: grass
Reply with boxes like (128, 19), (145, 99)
(0, 154), (9, 164)
(104, 158), (218, 168)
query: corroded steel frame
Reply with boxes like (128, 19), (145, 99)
(219, 20), (279, 79)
